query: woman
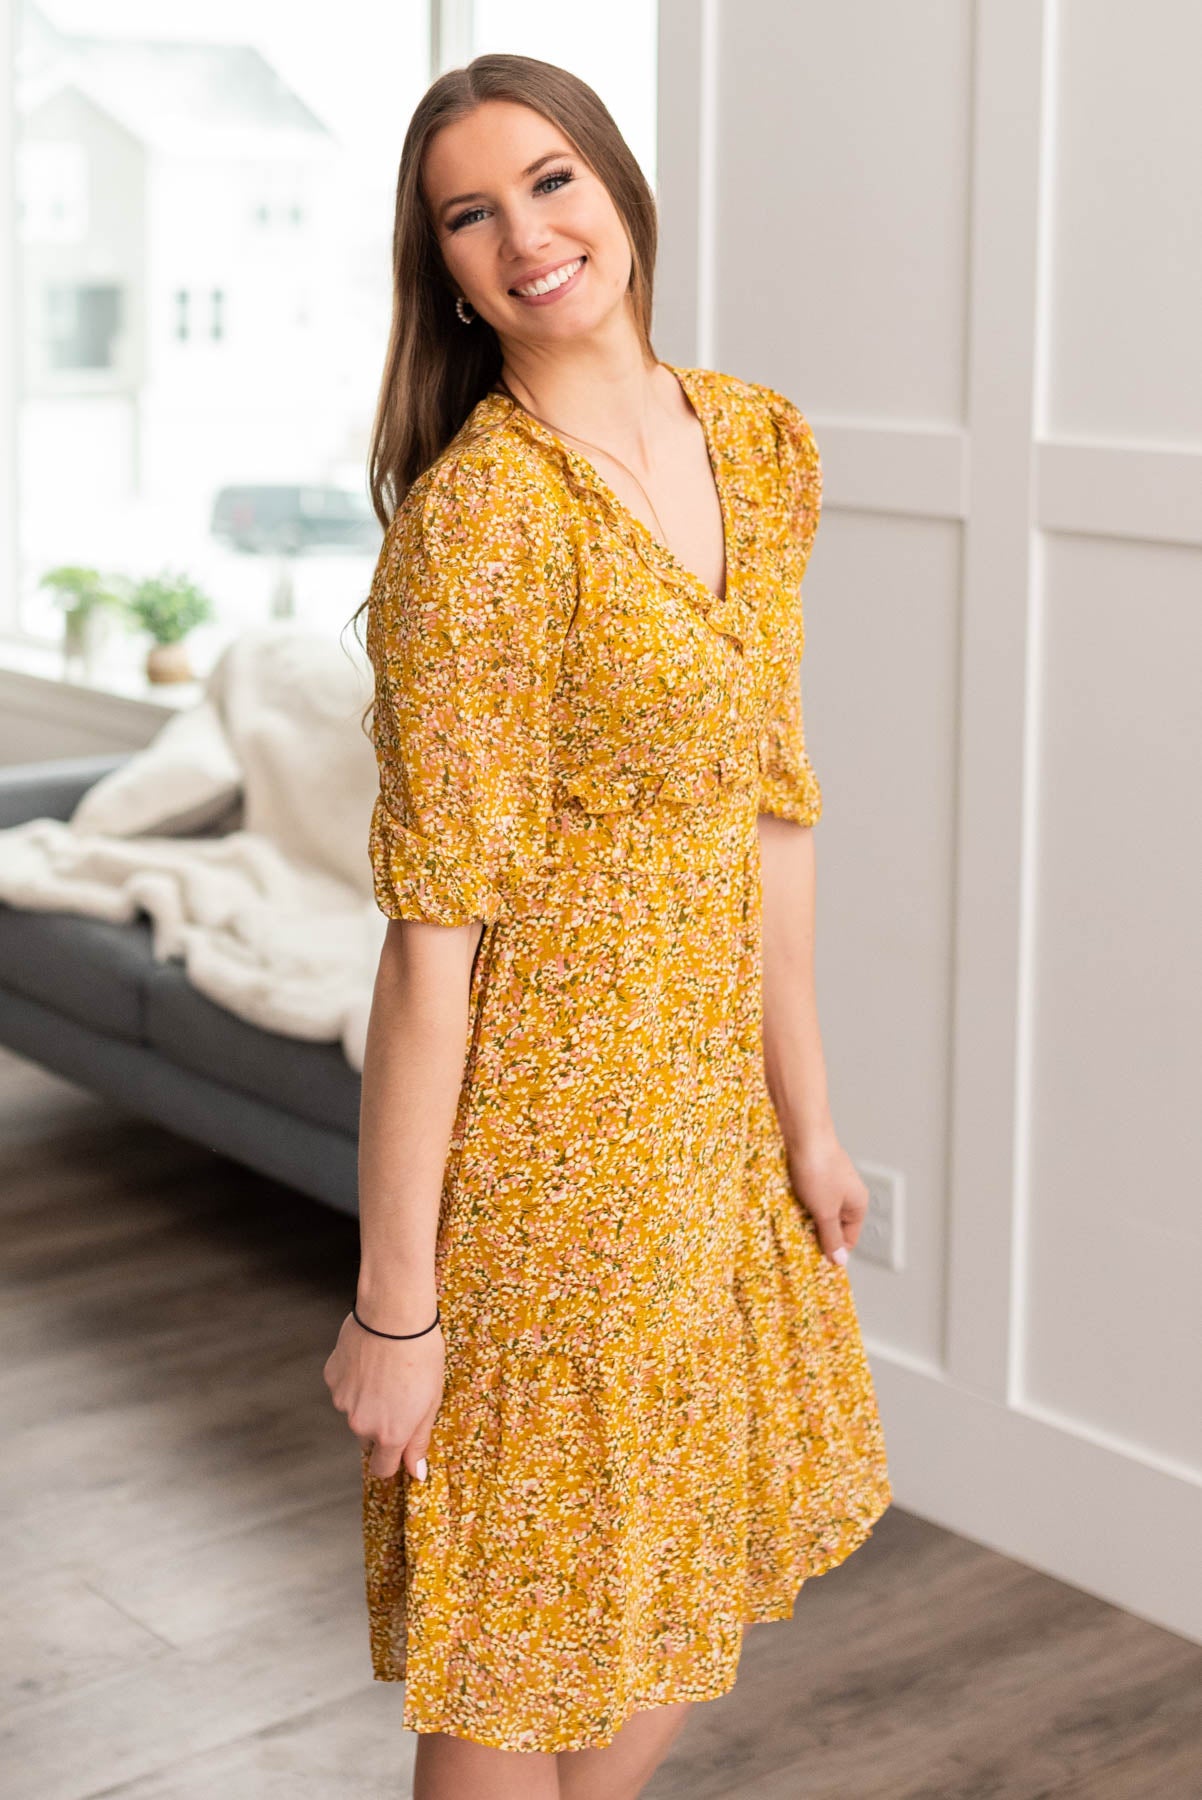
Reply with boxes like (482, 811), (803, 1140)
(325, 52), (892, 1800)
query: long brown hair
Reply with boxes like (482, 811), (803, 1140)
(344, 52), (658, 702)
(366, 52), (658, 531)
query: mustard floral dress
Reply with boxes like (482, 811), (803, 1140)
(360, 363), (892, 1753)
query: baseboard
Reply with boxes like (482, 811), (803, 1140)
(865, 1346), (1202, 1645)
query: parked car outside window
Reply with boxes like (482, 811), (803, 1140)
(210, 484), (380, 555)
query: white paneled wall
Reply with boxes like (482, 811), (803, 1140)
(1046, 3), (1202, 442)
(657, 0), (1202, 1642)
(1024, 531), (1202, 1461)
(714, 4), (975, 429)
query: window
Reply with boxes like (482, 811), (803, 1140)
(46, 283), (123, 370)
(4, 1), (657, 660)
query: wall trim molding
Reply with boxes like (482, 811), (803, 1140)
(1037, 440), (1202, 548)
(811, 420), (969, 522)
(943, 0), (1051, 1401)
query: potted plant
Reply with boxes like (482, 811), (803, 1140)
(38, 565), (126, 674)
(120, 568), (215, 684)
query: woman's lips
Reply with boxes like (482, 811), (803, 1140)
(509, 255), (588, 306)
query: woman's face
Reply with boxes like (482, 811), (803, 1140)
(422, 98), (634, 347)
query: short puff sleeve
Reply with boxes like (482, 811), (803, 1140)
(365, 448), (575, 924)
(763, 384), (823, 572)
(755, 387), (824, 826)
(757, 660), (824, 826)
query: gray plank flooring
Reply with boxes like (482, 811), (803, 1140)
(1, 1047), (1198, 1800)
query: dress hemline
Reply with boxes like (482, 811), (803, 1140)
(373, 1478), (894, 1755)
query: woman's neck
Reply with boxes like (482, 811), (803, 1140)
(497, 344), (677, 473)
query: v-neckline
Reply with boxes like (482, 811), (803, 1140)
(490, 361), (733, 614)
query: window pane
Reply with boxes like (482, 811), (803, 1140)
(45, 283), (123, 369)
(14, 0), (429, 664)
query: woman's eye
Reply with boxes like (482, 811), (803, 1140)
(448, 169), (573, 232)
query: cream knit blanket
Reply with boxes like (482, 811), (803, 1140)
(0, 626), (387, 1071)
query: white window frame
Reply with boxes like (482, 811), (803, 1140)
(1, 0), (18, 639)
(431, 0), (474, 74)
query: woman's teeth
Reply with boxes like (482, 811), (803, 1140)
(513, 257), (584, 297)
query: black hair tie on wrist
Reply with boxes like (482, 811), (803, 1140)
(352, 1302), (441, 1340)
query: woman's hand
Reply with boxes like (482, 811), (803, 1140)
(323, 1311), (446, 1480)
(785, 1126), (869, 1268)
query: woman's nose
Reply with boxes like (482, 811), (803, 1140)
(499, 206), (553, 262)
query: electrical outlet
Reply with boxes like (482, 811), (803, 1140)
(853, 1162), (905, 1270)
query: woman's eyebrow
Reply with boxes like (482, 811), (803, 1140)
(438, 152), (568, 216)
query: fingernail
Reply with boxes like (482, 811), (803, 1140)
(832, 1246), (849, 1266)
(416, 1456), (428, 1481)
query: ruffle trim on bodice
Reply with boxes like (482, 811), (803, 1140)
(471, 368), (765, 655)
(561, 745), (760, 815)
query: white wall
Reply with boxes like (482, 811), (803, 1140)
(657, 0), (1202, 1643)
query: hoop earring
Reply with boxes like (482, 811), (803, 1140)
(455, 296), (475, 325)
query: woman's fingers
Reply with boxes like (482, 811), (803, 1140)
(369, 1437), (406, 1480)
(810, 1210), (849, 1266)
(786, 1134), (868, 1268)
(401, 1391), (445, 1481)
(329, 1306), (446, 1483)
(359, 1435), (428, 1482)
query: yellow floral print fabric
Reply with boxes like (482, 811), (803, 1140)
(360, 364), (892, 1752)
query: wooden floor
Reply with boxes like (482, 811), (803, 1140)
(2, 1047), (1199, 1800)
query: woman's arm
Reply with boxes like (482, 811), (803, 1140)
(326, 446), (575, 1478)
(758, 812), (868, 1266)
(355, 915), (482, 1331)
(323, 916), (480, 1483)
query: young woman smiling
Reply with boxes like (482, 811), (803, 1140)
(326, 52), (892, 1800)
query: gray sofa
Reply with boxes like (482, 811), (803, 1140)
(0, 753), (360, 1216)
